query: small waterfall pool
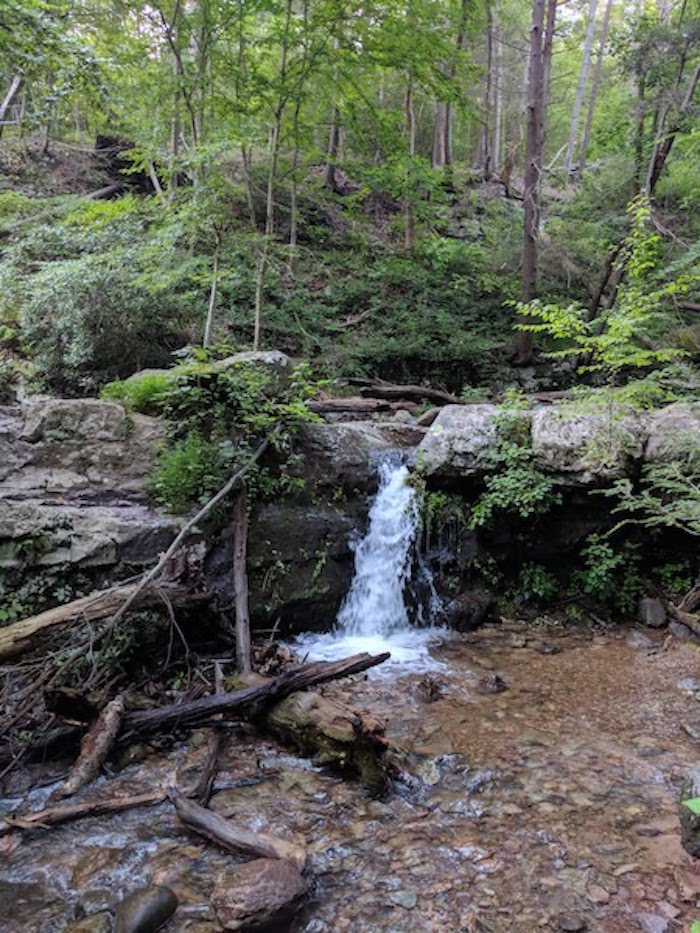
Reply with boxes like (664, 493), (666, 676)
(294, 458), (446, 673)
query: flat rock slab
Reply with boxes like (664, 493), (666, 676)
(212, 858), (307, 931)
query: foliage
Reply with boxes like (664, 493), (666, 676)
(573, 535), (643, 614)
(514, 563), (559, 605)
(108, 356), (321, 513)
(470, 393), (561, 529)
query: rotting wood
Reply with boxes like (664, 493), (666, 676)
(57, 694), (125, 798)
(0, 583), (199, 663)
(347, 378), (462, 406)
(668, 603), (700, 638)
(121, 652), (390, 738)
(259, 683), (390, 794)
(0, 791), (165, 838)
(172, 793), (307, 871)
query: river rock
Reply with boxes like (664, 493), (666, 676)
(113, 885), (178, 933)
(415, 404), (500, 476)
(66, 913), (112, 933)
(211, 858), (307, 931)
(638, 598), (667, 629)
(679, 766), (700, 858)
(645, 402), (700, 463)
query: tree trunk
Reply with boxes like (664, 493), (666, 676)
(324, 106), (341, 190)
(646, 61), (700, 196)
(432, 102), (448, 169)
(0, 75), (23, 139)
(492, 21), (502, 175)
(233, 485), (251, 673)
(565, 0), (600, 176)
(404, 76), (417, 253)
(479, 0), (495, 177)
(203, 236), (221, 347)
(578, 0), (614, 177)
(513, 0), (550, 365)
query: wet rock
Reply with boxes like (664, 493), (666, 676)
(211, 858), (307, 931)
(626, 631), (654, 649)
(638, 598), (667, 629)
(113, 885), (178, 933)
(475, 672), (507, 695)
(679, 766), (700, 858)
(533, 641), (561, 655)
(682, 720), (700, 742)
(444, 591), (496, 632)
(635, 913), (669, 933)
(669, 620), (692, 640)
(558, 912), (587, 931)
(389, 890), (418, 909)
(678, 677), (700, 694)
(66, 913), (112, 933)
(416, 674), (446, 702)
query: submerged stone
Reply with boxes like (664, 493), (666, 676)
(211, 858), (307, 931)
(113, 885), (178, 933)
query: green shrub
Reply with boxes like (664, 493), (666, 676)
(515, 563), (559, 605)
(574, 535), (644, 614)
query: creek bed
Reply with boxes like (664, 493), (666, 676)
(2, 625), (700, 932)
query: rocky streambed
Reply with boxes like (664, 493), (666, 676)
(2, 624), (700, 932)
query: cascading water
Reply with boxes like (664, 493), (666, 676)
(294, 457), (445, 671)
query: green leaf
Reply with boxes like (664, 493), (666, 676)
(682, 797), (700, 815)
(690, 922), (700, 933)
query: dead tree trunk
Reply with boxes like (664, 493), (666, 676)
(565, 0), (599, 176)
(233, 485), (251, 673)
(0, 75), (23, 138)
(578, 0), (614, 177)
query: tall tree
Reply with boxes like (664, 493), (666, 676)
(565, 0), (600, 176)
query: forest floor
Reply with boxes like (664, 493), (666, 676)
(1, 622), (699, 932)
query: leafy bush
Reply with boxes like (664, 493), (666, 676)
(574, 535), (644, 613)
(515, 563), (559, 605)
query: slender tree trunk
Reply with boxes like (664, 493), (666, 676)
(513, 0), (555, 365)
(324, 107), (341, 190)
(565, 0), (599, 176)
(479, 0), (495, 177)
(0, 75), (23, 139)
(646, 61), (700, 195)
(432, 102), (448, 169)
(404, 77), (417, 253)
(492, 21), (502, 175)
(634, 72), (647, 189)
(203, 235), (221, 347)
(233, 486), (251, 673)
(578, 0), (614, 177)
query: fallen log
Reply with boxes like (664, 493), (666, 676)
(173, 794), (307, 871)
(237, 674), (389, 794)
(0, 582), (200, 663)
(267, 690), (389, 794)
(0, 791), (165, 837)
(57, 694), (125, 798)
(122, 652), (389, 738)
(308, 397), (418, 415)
(668, 603), (700, 638)
(348, 378), (461, 406)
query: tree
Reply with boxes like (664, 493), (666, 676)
(565, 0), (600, 177)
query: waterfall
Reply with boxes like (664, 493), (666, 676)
(294, 457), (445, 672)
(336, 460), (419, 638)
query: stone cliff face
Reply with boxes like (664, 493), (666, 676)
(1, 393), (696, 631)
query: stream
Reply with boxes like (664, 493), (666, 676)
(1, 626), (700, 931)
(2, 464), (700, 931)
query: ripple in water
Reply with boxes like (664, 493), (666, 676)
(294, 459), (446, 674)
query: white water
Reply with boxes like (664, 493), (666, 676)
(294, 459), (445, 673)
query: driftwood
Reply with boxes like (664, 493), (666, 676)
(122, 653), (389, 738)
(0, 791), (165, 838)
(173, 794), (307, 871)
(0, 583), (198, 663)
(261, 686), (389, 794)
(58, 694), (125, 798)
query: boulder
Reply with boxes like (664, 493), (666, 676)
(211, 858), (307, 931)
(679, 766), (700, 858)
(415, 405), (500, 477)
(531, 407), (645, 483)
(645, 402), (700, 463)
(638, 597), (667, 629)
(301, 421), (424, 488)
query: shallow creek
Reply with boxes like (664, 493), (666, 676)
(2, 625), (700, 932)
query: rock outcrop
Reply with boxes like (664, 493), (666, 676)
(0, 398), (178, 614)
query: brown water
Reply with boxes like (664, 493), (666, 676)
(2, 625), (700, 932)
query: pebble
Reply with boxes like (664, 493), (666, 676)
(677, 677), (700, 694)
(114, 886), (178, 933)
(635, 913), (669, 933)
(389, 890), (418, 909)
(559, 913), (587, 931)
(586, 884), (610, 905)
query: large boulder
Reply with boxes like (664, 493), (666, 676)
(301, 420), (424, 488)
(645, 402), (700, 463)
(531, 407), (646, 484)
(415, 405), (500, 477)
(211, 859), (307, 931)
(0, 398), (178, 612)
